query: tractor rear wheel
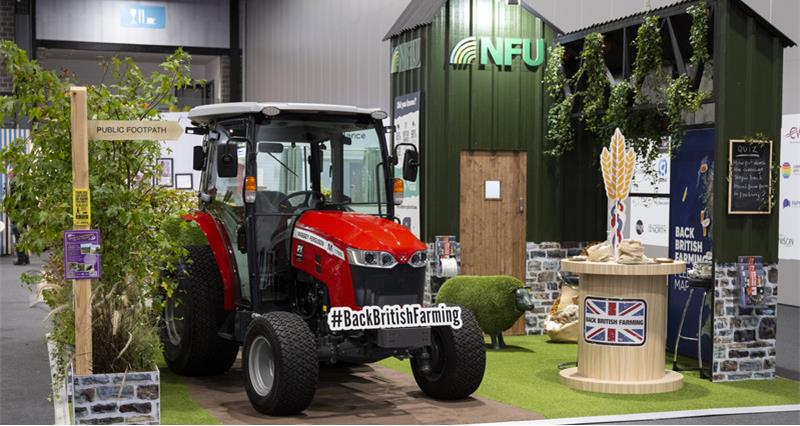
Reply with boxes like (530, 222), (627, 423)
(411, 308), (486, 400)
(243, 312), (319, 415)
(161, 245), (239, 376)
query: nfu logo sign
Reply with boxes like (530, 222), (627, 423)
(449, 36), (545, 67)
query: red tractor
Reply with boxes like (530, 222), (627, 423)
(162, 102), (486, 415)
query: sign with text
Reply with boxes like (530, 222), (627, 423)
(64, 230), (101, 280)
(780, 114), (800, 260)
(391, 38), (421, 73)
(584, 297), (647, 346)
(728, 139), (773, 214)
(88, 120), (182, 141)
(394, 92), (421, 237)
(72, 189), (91, 227)
(668, 128), (714, 360)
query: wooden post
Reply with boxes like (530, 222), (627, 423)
(70, 87), (92, 375)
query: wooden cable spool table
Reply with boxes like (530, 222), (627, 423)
(559, 259), (686, 394)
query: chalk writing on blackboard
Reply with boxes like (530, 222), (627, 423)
(728, 139), (772, 214)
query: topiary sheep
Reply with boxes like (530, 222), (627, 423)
(436, 275), (534, 349)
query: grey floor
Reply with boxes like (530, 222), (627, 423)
(610, 411), (800, 425)
(0, 255), (54, 424)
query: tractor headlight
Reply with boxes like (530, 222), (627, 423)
(409, 250), (428, 268)
(347, 248), (397, 268)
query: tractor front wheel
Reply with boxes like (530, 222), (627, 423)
(411, 308), (486, 400)
(243, 312), (319, 415)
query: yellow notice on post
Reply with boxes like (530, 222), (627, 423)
(73, 189), (91, 227)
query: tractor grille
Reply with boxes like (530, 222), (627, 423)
(351, 264), (425, 307)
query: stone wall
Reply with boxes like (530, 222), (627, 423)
(524, 242), (583, 335)
(0, 0), (14, 94)
(72, 370), (160, 425)
(711, 262), (778, 382)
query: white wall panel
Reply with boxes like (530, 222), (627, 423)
(36, 0), (229, 48)
(245, 0), (411, 114)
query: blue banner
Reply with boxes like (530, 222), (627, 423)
(120, 3), (166, 29)
(667, 128), (714, 361)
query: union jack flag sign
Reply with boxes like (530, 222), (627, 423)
(584, 297), (647, 346)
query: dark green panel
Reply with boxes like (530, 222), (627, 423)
(713, 0), (782, 263)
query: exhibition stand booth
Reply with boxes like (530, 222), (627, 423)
(386, 0), (798, 415)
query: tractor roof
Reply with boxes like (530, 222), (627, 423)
(187, 102), (386, 124)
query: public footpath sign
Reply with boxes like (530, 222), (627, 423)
(88, 120), (182, 141)
(584, 297), (647, 346)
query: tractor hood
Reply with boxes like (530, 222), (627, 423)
(295, 211), (427, 259)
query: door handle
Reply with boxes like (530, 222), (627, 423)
(519, 197), (525, 213)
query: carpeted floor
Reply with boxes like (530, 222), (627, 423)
(379, 335), (800, 419)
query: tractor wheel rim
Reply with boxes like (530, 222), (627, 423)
(164, 298), (184, 346)
(249, 335), (275, 396)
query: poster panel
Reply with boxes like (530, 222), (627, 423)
(780, 114), (800, 260)
(667, 128), (714, 360)
(628, 196), (669, 247)
(393, 92), (421, 238)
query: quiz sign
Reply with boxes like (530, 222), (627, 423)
(584, 297), (647, 346)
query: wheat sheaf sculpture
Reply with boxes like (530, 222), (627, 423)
(600, 128), (636, 261)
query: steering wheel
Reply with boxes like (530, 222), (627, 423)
(277, 191), (325, 213)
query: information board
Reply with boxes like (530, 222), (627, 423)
(64, 230), (101, 280)
(728, 139), (773, 214)
(779, 114), (800, 260)
(393, 92), (421, 237)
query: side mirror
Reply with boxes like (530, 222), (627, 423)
(192, 146), (205, 171)
(217, 143), (239, 178)
(402, 150), (419, 182)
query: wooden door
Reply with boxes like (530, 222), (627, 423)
(459, 151), (527, 335)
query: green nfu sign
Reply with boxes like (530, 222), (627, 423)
(450, 36), (544, 67)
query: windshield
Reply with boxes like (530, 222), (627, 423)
(254, 115), (388, 215)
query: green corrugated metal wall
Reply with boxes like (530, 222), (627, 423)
(713, 0), (783, 263)
(391, 0), (579, 243)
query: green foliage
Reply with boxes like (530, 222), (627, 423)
(572, 33), (608, 134)
(163, 217), (208, 248)
(543, 44), (574, 156)
(663, 74), (710, 152)
(436, 275), (524, 335)
(0, 41), (200, 375)
(632, 15), (665, 102)
(543, 44), (567, 101)
(688, 0), (710, 65)
(602, 81), (633, 141)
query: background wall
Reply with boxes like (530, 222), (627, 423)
(35, 0), (229, 48)
(244, 0), (411, 114)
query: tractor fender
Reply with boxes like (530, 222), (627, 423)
(181, 211), (236, 311)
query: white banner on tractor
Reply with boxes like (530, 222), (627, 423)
(328, 304), (462, 331)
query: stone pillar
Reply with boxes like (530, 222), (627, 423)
(524, 242), (583, 335)
(711, 263), (778, 381)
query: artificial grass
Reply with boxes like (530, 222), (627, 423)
(380, 335), (800, 419)
(158, 357), (222, 425)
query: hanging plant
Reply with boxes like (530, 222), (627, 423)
(632, 15), (664, 103)
(687, 0), (710, 65)
(545, 95), (575, 157)
(543, 44), (567, 100)
(602, 81), (632, 141)
(572, 32), (608, 134)
(663, 74), (710, 152)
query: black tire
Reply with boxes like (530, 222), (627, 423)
(411, 308), (486, 400)
(242, 312), (319, 415)
(161, 245), (239, 376)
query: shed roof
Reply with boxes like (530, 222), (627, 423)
(383, 0), (564, 41)
(557, 0), (794, 47)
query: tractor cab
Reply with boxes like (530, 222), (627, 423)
(187, 103), (419, 313)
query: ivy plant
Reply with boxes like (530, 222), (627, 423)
(543, 44), (575, 156)
(572, 32), (608, 135)
(687, 0), (710, 65)
(663, 73), (710, 152)
(0, 41), (201, 376)
(632, 15), (665, 103)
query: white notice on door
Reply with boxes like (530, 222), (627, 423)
(485, 180), (500, 199)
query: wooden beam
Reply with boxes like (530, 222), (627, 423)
(70, 87), (92, 375)
(666, 17), (687, 76)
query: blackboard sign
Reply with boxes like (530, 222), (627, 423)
(728, 139), (773, 214)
